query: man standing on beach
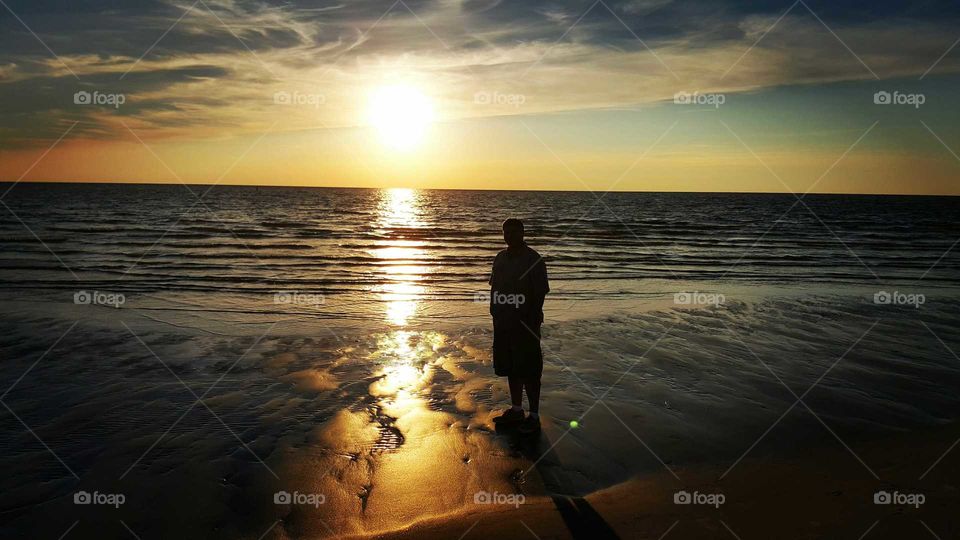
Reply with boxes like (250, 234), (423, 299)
(489, 218), (549, 434)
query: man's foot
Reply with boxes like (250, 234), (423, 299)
(518, 415), (541, 435)
(493, 408), (525, 424)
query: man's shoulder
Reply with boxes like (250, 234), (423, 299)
(494, 245), (544, 264)
(523, 245), (543, 262)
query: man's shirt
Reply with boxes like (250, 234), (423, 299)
(489, 243), (549, 325)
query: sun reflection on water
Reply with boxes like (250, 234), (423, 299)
(374, 188), (428, 327)
(371, 330), (433, 409)
(376, 187), (425, 230)
(352, 189), (487, 524)
(301, 190), (493, 528)
(368, 189), (447, 438)
(382, 282), (423, 327)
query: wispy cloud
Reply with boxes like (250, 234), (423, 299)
(1, 0), (959, 146)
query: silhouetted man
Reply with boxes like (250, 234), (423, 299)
(489, 218), (549, 434)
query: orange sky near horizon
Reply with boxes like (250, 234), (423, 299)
(3, 115), (958, 196)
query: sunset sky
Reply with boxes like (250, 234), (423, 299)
(1, 0), (959, 194)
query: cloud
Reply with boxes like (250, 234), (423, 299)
(1, 0), (959, 147)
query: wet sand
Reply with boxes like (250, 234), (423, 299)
(2, 291), (960, 538)
(372, 420), (960, 539)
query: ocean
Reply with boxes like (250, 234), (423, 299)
(2, 184), (959, 329)
(1, 183), (959, 537)
(3, 184), (959, 298)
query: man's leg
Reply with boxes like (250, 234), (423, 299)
(493, 376), (527, 424)
(517, 378), (542, 434)
(525, 325), (543, 418)
(523, 379), (541, 417)
(508, 377), (524, 409)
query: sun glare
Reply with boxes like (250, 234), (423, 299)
(367, 85), (434, 151)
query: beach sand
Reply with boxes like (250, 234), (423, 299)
(371, 421), (960, 539)
(2, 290), (960, 538)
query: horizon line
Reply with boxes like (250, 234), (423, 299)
(1, 180), (958, 198)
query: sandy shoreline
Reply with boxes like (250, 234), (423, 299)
(368, 420), (960, 539)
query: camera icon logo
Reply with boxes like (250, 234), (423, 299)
(673, 490), (691, 504)
(874, 490), (891, 504)
(873, 291), (891, 304)
(674, 292), (692, 305)
(474, 91), (491, 105)
(74, 491), (92, 504)
(873, 91), (891, 105)
(74, 290), (92, 304)
(473, 490), (491, 504)
(673, 91), (691, 104)
(274, 491), (292, 504)
(273, 91), (291, 105)
(74, 91), (92, 105)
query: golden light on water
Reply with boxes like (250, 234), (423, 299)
(382, 282), (423, 327)
(376, 188), (424, 228)
(375, 188), (428, 327)
(370, 331), (439, 418)
(376, 330), (424, 395)
(372, 245), (423, 260)
(370, 189), (435, 443)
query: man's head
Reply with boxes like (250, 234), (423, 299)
(502, 218), (524, 248)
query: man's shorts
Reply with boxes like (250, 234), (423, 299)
(492, 319), (543, 380)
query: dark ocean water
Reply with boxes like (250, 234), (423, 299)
(0, 183), (958, 301)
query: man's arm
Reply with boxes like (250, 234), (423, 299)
(489, 253), (499, 317)
(531, 256), (548, 315)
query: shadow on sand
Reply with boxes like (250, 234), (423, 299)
(495, 423), (620, 539)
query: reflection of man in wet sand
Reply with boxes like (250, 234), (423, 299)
(489, 218), (549, 434)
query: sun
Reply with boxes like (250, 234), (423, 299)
(367, 84), (435, 151)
